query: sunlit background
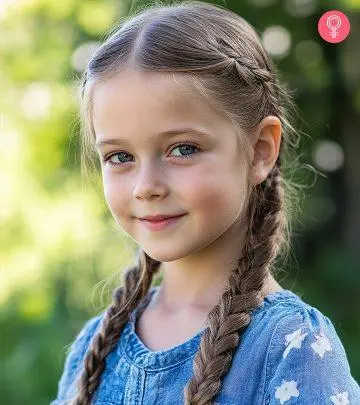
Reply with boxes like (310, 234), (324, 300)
(1, 0), (359, 403)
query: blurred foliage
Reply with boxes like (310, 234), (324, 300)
(0, 0), (359, 404)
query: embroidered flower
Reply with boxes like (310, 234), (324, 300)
(283, 327), (308, 358)
(274, 380), (300, 404)
(311, 330), (332, 358)
(330, 391), (349, 405)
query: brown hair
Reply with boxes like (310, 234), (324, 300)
(73, 1), (309, 403)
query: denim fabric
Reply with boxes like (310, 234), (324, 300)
(50, 287), (360, 404)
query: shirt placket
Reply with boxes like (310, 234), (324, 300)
(124, 362), (146, 404)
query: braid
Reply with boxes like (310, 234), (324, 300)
(71, 251), (161, 405)
(215, 36), (274, 86)
(232, 57), (273, 85)
(184, 160), (285, 405)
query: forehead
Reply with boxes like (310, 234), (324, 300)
(91, 70), (232, 139)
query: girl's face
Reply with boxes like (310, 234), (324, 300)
(92, 70), (250, 263)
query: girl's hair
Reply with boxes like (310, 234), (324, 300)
(74, 1), (308, 404)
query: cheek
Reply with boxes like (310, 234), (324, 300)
(178, 163), (246, 218)
(196, 180), (245, 220)
(102, 174), (131, 218)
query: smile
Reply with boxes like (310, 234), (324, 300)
(138, 214), (187, 231)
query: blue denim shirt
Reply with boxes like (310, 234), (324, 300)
(51, 287), (360, 404)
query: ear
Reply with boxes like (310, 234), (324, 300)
(250, 116), (282, 186)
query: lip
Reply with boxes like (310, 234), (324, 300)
(139, 214), (186, 221)
(139, 214), (187, 231)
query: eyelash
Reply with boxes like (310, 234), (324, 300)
(102, 143), (201, 167)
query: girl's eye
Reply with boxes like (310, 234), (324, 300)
(103, 143), (201, 167)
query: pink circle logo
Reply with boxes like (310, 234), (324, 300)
(318, 10), (351, 43)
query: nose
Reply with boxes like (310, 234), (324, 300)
(132, 161), (168, 200)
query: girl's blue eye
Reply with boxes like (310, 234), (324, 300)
(103, 143), (200, 167)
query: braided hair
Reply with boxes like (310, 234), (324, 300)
(74, 1), (303, 404)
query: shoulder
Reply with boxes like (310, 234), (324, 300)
(51, 287), (159, 404)
(66, 312), (105, 368)
(50, 311), (105, 404)
(260, 291), (360, 404)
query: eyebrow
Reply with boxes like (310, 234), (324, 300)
(95, 127), (212, 149)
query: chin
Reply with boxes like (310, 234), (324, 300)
(142, 251), (180, 263)
(139, 244), (189, 263)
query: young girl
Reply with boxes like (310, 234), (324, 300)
(51, 1), (360, 404)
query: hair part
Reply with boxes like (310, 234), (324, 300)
(73, 1), (309, 404)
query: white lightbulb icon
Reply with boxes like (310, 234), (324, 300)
(327, 15), (342, 38)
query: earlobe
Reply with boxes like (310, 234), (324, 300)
(250, 161), (267, 186)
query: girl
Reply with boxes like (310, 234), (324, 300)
(51, 1), (360, 404)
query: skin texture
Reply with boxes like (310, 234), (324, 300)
(92, 70), (283, 326)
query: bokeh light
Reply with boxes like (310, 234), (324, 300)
(262, 26), (291, 58)
(313, 140), (345, 172)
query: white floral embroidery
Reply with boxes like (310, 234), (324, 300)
(330, 391), (350, 405)
(275, 380), (300, 404)
(311, 330), (332, 358)
(283, 327), (309, 358)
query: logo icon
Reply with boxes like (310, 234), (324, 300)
(318, 10), (350, 43)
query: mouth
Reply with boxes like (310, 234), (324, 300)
(138, 214), (187, 231)
(140, 214), (186, 222)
